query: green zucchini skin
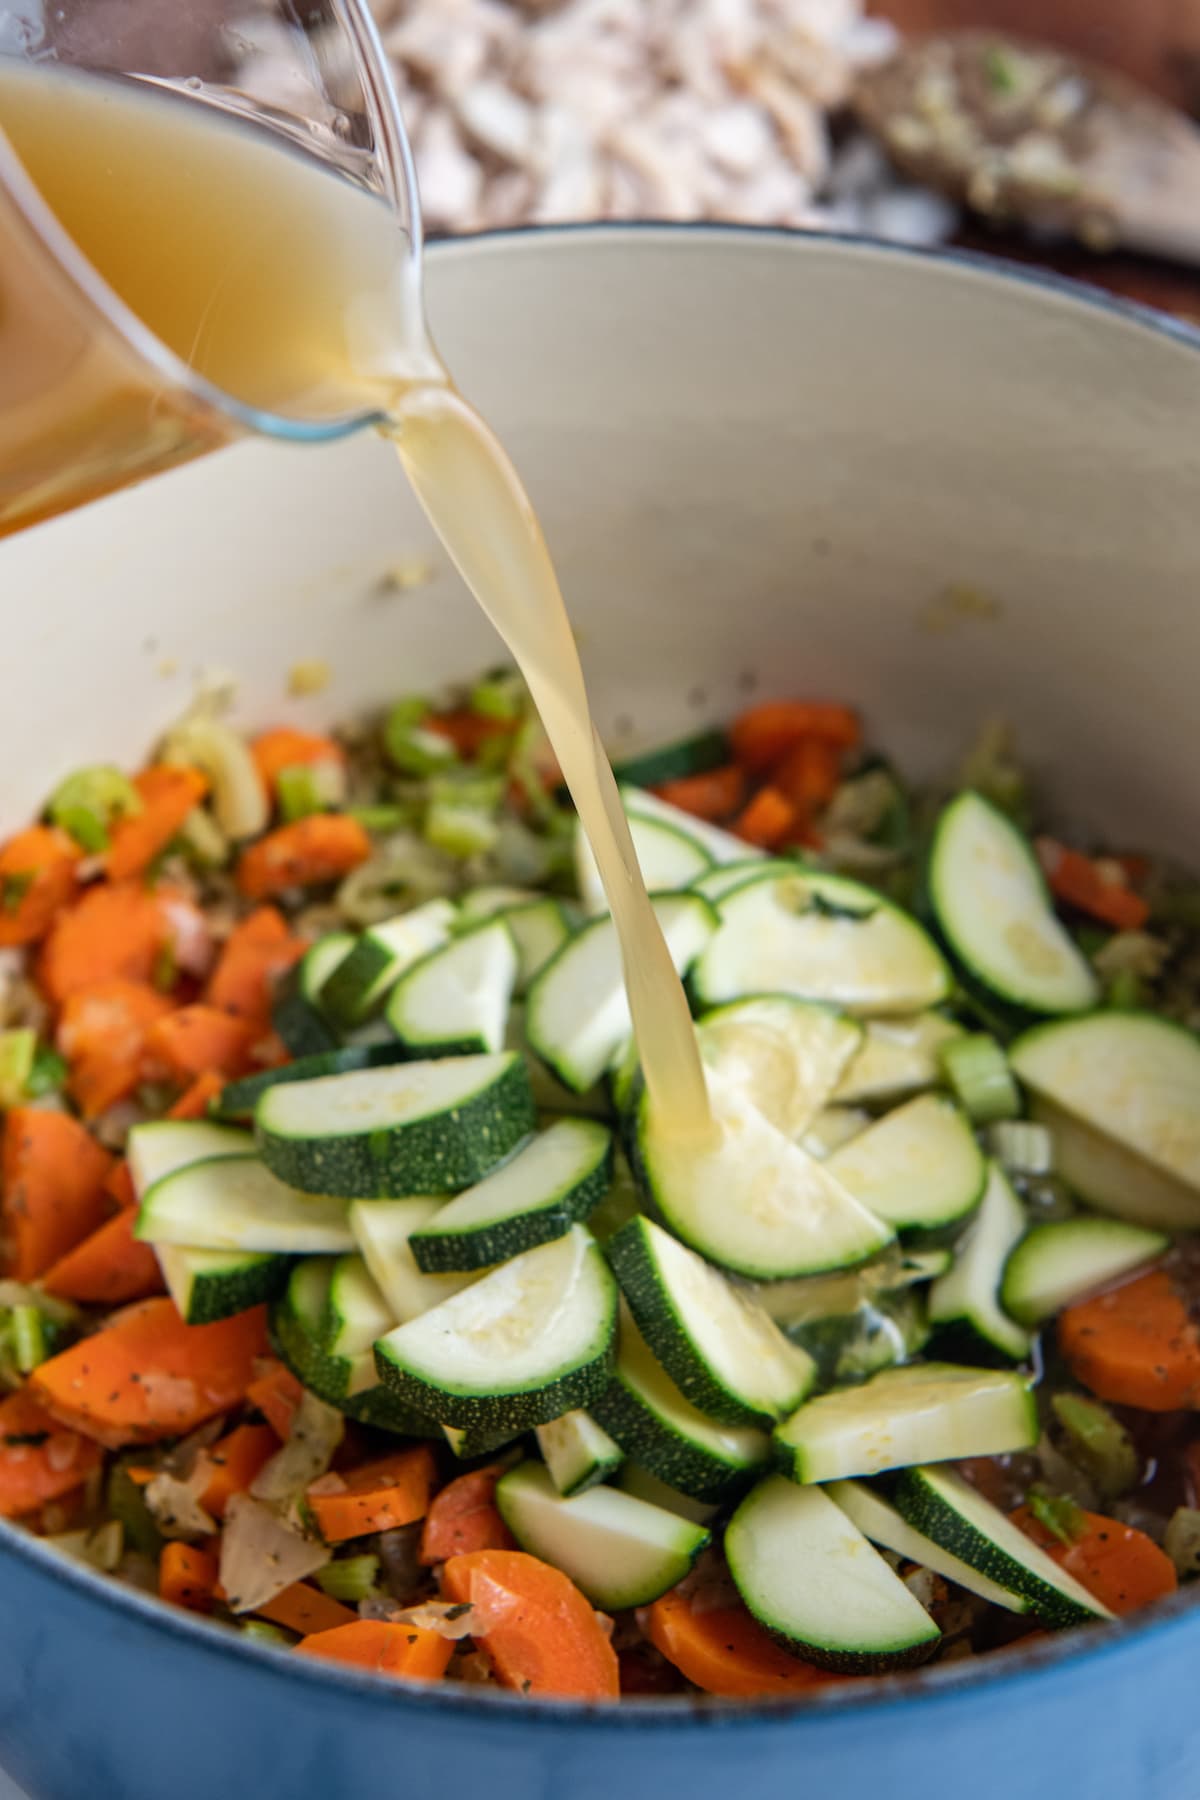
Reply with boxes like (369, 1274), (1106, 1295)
(212, 1043), (412, 1124)
(163, 1246), (292, 1326)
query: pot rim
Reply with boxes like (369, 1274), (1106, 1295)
(9, 216), (1199, 1732)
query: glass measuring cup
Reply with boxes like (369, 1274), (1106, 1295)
(0, 0), (425, 537)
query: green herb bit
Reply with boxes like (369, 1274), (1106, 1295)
(277, 764), (326, 823)
(982, 43), (1019, 94)
(1050, 1392), (1139, 1499)
(469, 669), (526, 723)
(1, 871), (34, 915)
(1028, 1486), (1088, 1547)
(239, 1619), (294, 1646)
(48, 765), (141, 854)
(12, 1306), (45, 1374)
(349, 804), (413, 834)
(314, 1554), (380, 1603)
(26, 1044), (68, 1099)
(0, 1030), (36, 1110)
(107, 1461), (164, 1557)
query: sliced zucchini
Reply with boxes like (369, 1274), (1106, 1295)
(607, 1215), (815, 1425)
(272, 1255), (432, 1433)
(611, 731), (730, 791)
(692, 868), (950, 1015)
(256, 1052), (536, 1198)
(443, 1420), (523, 1459)
(827, 1479), (1026, 1613)
(800, 1107), (871, 1159)
(385, 918), (517, 1057)
(929, 792), (1098, 1015)
(753, 1264), (931, 1388)
(825, 1093), (986, 1240)
(590, 1303), (769, 1501)
(500, 898), (573, 995)
(127, 1119), (251, 1199)
(375, 1225), (617, 1431)
(536, 1409), (623, 1497)
(458, 885), (540, 921)
(891, 1464), (1112, 1626)
(635, 1073), (893, 1279)
(496, 1461), (709, 1610)
(1000, 1216), (1169, 1327)
(409, 1118), (612, 1272)
(835, 1012), (965, 1106)
(691, 858), (785, 904)
(575, 811), (712, 914)
(696, 996), (863, 1139)
(616, 1462), (717, 1525)
(773, 1361), (1037, 1484)
(620, 786), (749, 865)
(526, 892), (718, 1094)
(726, 1476), (939, 1672)
(348, 1197), (481, 1322)
(212, 1042), (411, 1125)
(136, 1155), (354, 1254)
(320, 898), (457, 1026)
(506, 1006), (613, 1121)
(156, 1244), (289, 1326)
(1012, 1012), (1200, 1227)
(272, 932), (353, 1056)
(928, 1163), (1031, 1361)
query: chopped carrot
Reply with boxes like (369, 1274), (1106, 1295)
(730, 701), (861, 770)
(426, 709), (513, 760)
(419, 1463), (516, 1565)
(105, 1160), (137, 1210)
(199, 1422), (279, 1519)
(256, 1582), (357, 1636)
(167, 1070), (226, 1121)
(0, 826), (80, 948)
(251, 729), (346, 799)
(1036, 838), (1150, 933)
(38, 881), (200, 1003)
(653, 765), (745, 821)
(2, 1107), (112, 1280)
(733, 785), (798, 850)
(1059, 1268), (1200, 1412)
(308, 1444), (437, 1544)
(104, 765), (209, 882)
(32, 1297), (269, 1449)
(644, 1584), (841, 1698)
(159, 1540), (218, 1614)
(205, 907), (305, 1025)
(42, 1206), (164, 1306)
(773, 737), (841, 810)
(245, 1361), (304, 1440)
(441, 1549), (619, 1700)
(235, 815), (371, 901)
(296, 1617), (455, 1682)
(57, 978), (175, 1117)
(0, 1387), (103, 1519)
(145, 1004), (257, 1082)
(1011, 1504), (1177, 1615)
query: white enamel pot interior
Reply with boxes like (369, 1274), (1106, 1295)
(1, 228), (1199, 1800)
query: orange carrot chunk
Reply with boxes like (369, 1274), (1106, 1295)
(205, 907), (304, 1025)
(419, 1463), (516, 1565)
(245, 1361), (304, 1441)
(2, 1107), (113, 1280)
(38, 881), (191, 1003)
(1011, 1504), (1177, 1615)
(235, 815), (371, 901)
(199, 1422), (279, 1519)
(296, 1617), (455, 1682)
(256, 1582), (356, 1636)
(1059, 1268), (1200, 1412)
(145, 1004), (258, 1082)
(105, 765), (209, 882)
(733, 785), (798, 850)
(730, 701), (861, 770)
(42, 1205), (165, 1306)
(105, 1160), (137, 1211)
(0, 1388), (103, 1519)
(57, 978), (175, 1118)
(32, 1297), (269, 1449)
(159, 1540), (219, 1614)
(773, 736), (841, 810)
(251, 729), (346, 797)
(308, 1444), (436, 1544)
(644, 1584), (842, 1698)
(441, 1548), (619, 1700)
(1036, 838), (1150, 932)
(167, 1070), (227, 1121)
(653, 765), (745, 821)
(426, 709), (514, 761)
(0, 826), (81, 948)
